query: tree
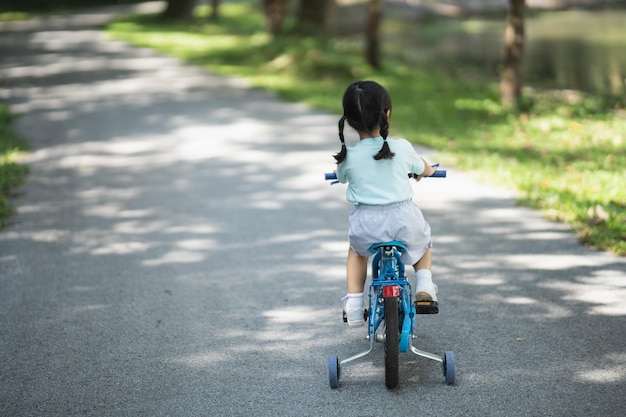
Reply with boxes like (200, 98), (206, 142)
(500, 0), (526, 107)
(297, 0), (335, 36)
(162, 0), (198, 21)
(210, 0), (220, 21)
(365, 0), (382, 68)
(264, 0), (289, 36)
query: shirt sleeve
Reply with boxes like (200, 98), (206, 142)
(400, 139), (424, 175)
(336, 161), (348, 184)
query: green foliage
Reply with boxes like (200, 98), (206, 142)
(0, 0), (146, 14)
(107, 2), (626, 255)
(0, 0), (148, 21)
(0, 102), (29, 228)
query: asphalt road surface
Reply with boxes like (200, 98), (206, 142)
(1, 3), (625, 416)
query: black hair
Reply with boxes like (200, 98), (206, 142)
(334, 80), (394, 164)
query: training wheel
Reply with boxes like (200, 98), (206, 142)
(328, 355), (340, 388)
(443, 351), (455, 385)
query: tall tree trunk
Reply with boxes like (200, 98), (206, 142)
(210, 0), (220, 21)
(264, 0), (289, 36)
(500, 0), (526, 107)
(297, 0), (334, 36)
(162, 0), (198, 21)
(365, 0), (382, 68)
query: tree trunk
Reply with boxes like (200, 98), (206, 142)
(210, 0), (220, 21)
(162, 0), (198, 21)
(365, 0), (382, 68)
(264, 0), (289, 36)
(500, 0), (526, 107)
(297, 0), (335, 36)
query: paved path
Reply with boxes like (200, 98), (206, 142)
(1, 3), (625, 416)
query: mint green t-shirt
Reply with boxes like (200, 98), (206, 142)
(336, 137), (425, 205)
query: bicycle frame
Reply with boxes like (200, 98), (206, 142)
(331, 240), (453, 388)
(340, 241), (414, 363)
(326, 166), (455, 388)
(369, 241), (414, 352)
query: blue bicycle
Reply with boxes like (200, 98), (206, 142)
(325, 168), (455, 389)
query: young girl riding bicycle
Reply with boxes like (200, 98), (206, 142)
(333, 80), (438, 327)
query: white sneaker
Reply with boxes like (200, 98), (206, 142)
(345, 308), (365, 327)
(342, 294), (365, 327)
(415, 278), (438, 302)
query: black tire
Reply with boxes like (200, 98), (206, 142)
(384, 296), (400, 389)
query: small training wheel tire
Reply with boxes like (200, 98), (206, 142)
(443, 351), (455, 385)
(329, 355), (340, 388)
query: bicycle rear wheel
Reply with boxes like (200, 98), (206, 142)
(384, 296), (399, 389)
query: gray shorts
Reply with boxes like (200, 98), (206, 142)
(348, 200), (432, 266)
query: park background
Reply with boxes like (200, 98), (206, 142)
(1, 0), (625, 255)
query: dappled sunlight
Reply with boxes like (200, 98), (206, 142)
(432, 235), (463, 245)
(156, 303), (339, 371)
(174, 239), (216, 251)
(255, 230), (340, 247)
(504, 254), (609, 270)
(450, 258), (501, 271)
(2, 9), (625, 414)
(84, 205), (153, 219)
(163, 351), (232, 367)
(465, 276), (506, 286)
(112, 220), (169, 235)
(504, 296), (538, 305)
(162, 224), (218, 235)
(263, 306), (331, 324)
(318, 239), (349, 254)
(72, 304), (108, 313)
(504, 230), (575, 241)
(91, 241), (152, 256)
(77, 186), (141, 201)
(142, 250), (207, 266)
(540, 270), (626, 316)
(576, 353), (626, 383)
(6, 229), (71, 243)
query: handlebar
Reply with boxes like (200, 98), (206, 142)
(325, 165), (446, 183)
(410, 170), (447, 178)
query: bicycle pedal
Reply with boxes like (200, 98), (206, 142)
(415, 300), (439, 314)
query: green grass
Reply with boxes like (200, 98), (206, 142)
(109, 3), (624, 256)
(0, 102), (29, 227)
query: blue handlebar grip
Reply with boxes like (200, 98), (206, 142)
(325, 172), (338, 180)
(431, 170), (446, 178)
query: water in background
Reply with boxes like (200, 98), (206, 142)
(384, 9), (626, 95)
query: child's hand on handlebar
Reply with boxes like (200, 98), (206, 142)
(413, 159), (436, 182)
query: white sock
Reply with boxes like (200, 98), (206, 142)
(415, 269), (433, 288)
(415, 269), (432, 284)
(342, 293), (363, 311)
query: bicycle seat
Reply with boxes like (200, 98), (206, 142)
(369, 241), (407, 254)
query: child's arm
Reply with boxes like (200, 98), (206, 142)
(414, 157), (436, 181)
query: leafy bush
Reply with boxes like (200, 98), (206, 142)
(0, 102), (29, 227)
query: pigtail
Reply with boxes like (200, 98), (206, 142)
(373, 140), (394, 160)
(373, 111), (394, 160)
(334, 116), (347, 163)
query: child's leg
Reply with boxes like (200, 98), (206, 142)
(413, 248), (437, 302)
(343, 249), (368, 327)
(347, 248), (368, 293)
(413, 247), (432, 271)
